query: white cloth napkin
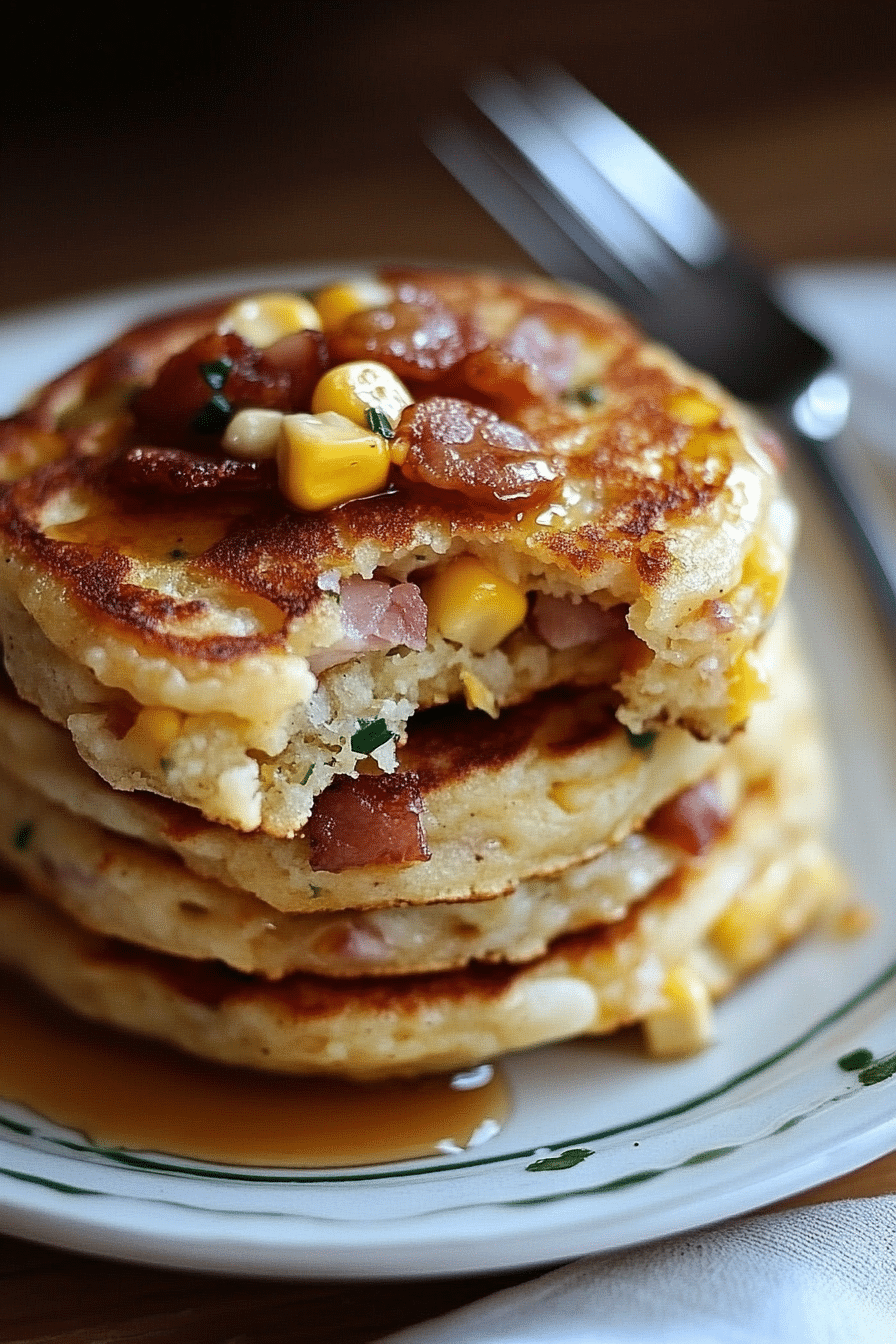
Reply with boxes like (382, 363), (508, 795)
(377, 268), (896, 1344)
(377, 1199), (896, 1343)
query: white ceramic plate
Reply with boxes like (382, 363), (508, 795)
(1, 266), (895, 1279)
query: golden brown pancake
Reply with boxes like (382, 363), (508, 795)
(0, 608), (808, 914)
(0, 667), (725, 912)
(0, 267), (842, 1085)
(0, 268), (795, 836)
(0, 607), (826, 984)
(0, 751), (841, 1078)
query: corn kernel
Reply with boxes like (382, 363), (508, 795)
(725, 648), (770, 725)
(665, 389), (722, 427)
(223, 408), (284, 460)
(277, 411), (390, 512)
(125, 706), (184, 768)
(549, 779), (594, 814)
(219, 292), (322, 348)
(710, 895), (774, 971)
(643, 966), (716, 1057)
(740, 538), (786, 612)
(0, 429), (66, 483)
(314, 278), (393, 330)
(424, 555), (528, 654)
(829, 901), (875, 940)
(459, 668), (498, 717)
(679, 428), (739, 487)
(311, 361), (413, 444)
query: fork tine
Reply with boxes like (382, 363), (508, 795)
(426, 118), (626, 290)
(464, 69), (683, 292)
(426, 112), (664, 303)
(426, 70), (896, 661)
(429, 65), (830, 401)
(522, 65), (727, 267)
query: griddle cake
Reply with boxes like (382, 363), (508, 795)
(0, 269), (795, 835)
(0, 734), (839, 1078)
(1, 618), (827, 978)
(0, 662), (730, 912)
(0, 607), (819, 983)
(0, 266), (843, 1085)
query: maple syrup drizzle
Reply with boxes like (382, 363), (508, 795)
(0, 973), (508, 1168)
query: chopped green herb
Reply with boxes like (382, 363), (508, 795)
(159, 757), (173, 772)
(191, 392), (233, 434)
(12, 822), (33, 852)
(351, 718), (395, 755)
(300, 764), (315, 786)
(838, 1048), (875, 1072)
(365, 406), (395, 439)
(564, 384), (603, 407)
(199, 357), (233, 390)
(526, 1148), (593, 1172)
(626, 729), (658, 752)
(308, 884), (323, 899)
(168, 547), (188, 560)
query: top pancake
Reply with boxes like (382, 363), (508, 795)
(0, 268), (796, 835)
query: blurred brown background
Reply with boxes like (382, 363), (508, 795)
(2, 0), (895, 318)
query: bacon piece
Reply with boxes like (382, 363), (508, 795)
(17, 300), (231, 432)
(307, 773), (431, 872)
(394, 397), (559, 510)
(372, 581), (429, 649)
(530, 594), (627, 649)
(461, 316), (579, 411)
(328, 294), (485, 383)
(309, 577), (428, 674)
(646, 778), (731, 856)
(110, 445), (275, 494)
(758, 427), (787, 471)
(131, 329), (328, 449)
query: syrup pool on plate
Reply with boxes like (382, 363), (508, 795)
(0, 972), (509, 1167)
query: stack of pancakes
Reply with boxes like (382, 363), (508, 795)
(0, 268), (842, 1078)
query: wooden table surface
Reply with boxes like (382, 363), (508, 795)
(1, 3), (895, 1339)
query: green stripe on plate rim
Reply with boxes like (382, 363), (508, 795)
(1, 952), (895, 1189)
(0, 1088), (873, 1222)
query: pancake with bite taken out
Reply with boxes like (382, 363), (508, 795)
(0, 269), (795, 838)
(0, 716), (840, 1078)
(0, 607), (805, 914)
(0, 266), (845, 1087)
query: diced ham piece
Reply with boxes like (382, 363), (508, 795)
(316, 918), (393, 964)
(309, 577), (428, 674)
(307, 773), (431, 872)
(503, 316), (579, 394)
(646, 778), (731, 856)
(530, 593), (628, 650)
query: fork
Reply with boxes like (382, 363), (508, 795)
(426, 65), (896, 634)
